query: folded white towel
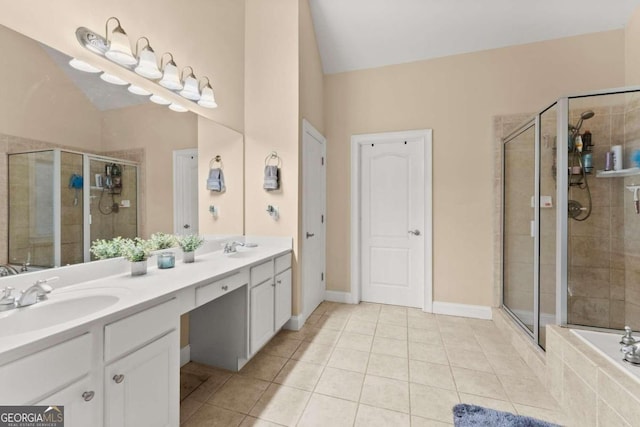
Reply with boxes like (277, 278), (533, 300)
(264, 165), (279, 190)
(207, 168), (225, 192)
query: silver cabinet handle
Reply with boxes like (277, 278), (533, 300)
(306, 232), (315, 238)
(221, 285), (228, 291)
(408, 229), (421, 236)
(276, 280), (282, 284)
(113, 374), (125, 384)
(271, 283), (275, 287)
(82, 391), (95, 401)
(183, 224), (190, 229)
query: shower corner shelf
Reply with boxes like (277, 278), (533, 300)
(595, 167), (640, 178)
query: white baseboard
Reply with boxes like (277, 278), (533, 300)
(432, 301), (493, 320)
(324, 290), (355, 304)
(180, 345), (191, 367)
(284, 314), (306, 331)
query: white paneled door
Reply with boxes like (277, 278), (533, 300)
(173, 149), (199, 235)
(359, 134), (426, 308)
(302, 120), (327, 318)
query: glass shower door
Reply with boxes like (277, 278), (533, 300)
(503, 121), (538, 335)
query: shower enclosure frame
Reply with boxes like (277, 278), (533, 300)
(502, 85), (640, 347)
(7, 148), (139, 267)
(82, 153), (140, 263)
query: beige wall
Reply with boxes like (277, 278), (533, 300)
(101, 103), (197, 237)
(245, 0), (301, 313)
(0, 0), (245, 132)
(626, 6), (640, 85)
(299, 0), (324, 134)
(324, 30), (625, 307)
(198, 117), (244, 235)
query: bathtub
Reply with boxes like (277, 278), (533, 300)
(571, 328), (640, 383)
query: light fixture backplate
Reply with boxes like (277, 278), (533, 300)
(75, 27), (108, 55)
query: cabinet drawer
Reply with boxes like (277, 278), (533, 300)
(250, 260), (273, 287)
(0, 333), (92, 403)
(105, 299), (177, 362)
(196, 271), (246, 306)
(275, 253), (291, 274)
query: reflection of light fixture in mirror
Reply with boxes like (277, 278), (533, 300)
(150, 94), (171, 105)
(198, 77), (218, 108)
(134, 37), (162, 79)
(100, 73), (128, 85)
(159, 53), (183, 90)
(169, 103), (188, 112)
(104, 17), (137, 66)
(179, 66), (201, 101)
(128, 85), (151, 96)
(69, 58), (101, 73)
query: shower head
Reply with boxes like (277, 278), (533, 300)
(572, 110), (595, 136)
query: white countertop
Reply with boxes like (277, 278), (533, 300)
(0, 237), (291, 364)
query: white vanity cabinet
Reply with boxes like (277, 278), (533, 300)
(249, 253), (292, 355)
(1, 333), (98, 427)
(103, 299), (179, 427)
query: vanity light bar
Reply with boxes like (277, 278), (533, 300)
(73, 19), (218, 112)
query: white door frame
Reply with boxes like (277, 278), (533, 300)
(302, 119), (326, 322)
(173, 148), (199, 235)
(350, 129), (433, 312)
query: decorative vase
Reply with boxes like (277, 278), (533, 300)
(131, 260), (148, 276)
(183, 251), (195, 263)
(157, 252), (175, 269)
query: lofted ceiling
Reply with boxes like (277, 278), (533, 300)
(309, 0), (640, 74)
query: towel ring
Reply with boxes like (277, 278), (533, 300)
(209, 155), (223, 169)
(265, 151), (282, 168)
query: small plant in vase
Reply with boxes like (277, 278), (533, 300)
(176, 234), (205, 263)
(121, 237), (153, 276)
(90, 237), (125, 260)
(149, 232), (177, 269)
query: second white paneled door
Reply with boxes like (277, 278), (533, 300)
(359, 133), (426, 308)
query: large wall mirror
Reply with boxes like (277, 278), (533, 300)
(0, 23), (244, 271)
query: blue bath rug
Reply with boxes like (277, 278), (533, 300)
(453, 404), (561, 427)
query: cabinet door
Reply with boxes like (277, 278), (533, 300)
(250, 280), (275, 354)
(275, 269), (292, 330)
(37, 376), (99, 427)
(105, 331), (178, 427)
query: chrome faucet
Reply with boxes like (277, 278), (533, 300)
(621, 326), (638, 346)
(0, 287), (15, 311)
(0, 265), (19, 276)
(15, 277), (58, 308)
(223, 241), (244, 254)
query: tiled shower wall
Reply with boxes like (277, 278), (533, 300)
(495, 98), (640, 332)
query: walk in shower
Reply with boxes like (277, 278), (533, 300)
(8, 149), (138, 268)
(502, 88), (640, 348)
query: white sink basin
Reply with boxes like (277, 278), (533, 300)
(0, 294), (120, 337)
(225, 250), (255, 259)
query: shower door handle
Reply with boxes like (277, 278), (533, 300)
(408, 229), (421, 236)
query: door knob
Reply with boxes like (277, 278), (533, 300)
(408, 229), (421, 236)
(113, 374), (125, 384)
(183, 224), (190, 229)
(306, 232), (315, 238)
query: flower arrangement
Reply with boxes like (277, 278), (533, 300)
(90, 237), (125, 260)
(120, 237), (153, 262)
(176, 234), (205, 253)
(149, 232), (177, 251)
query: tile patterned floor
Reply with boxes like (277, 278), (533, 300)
(180, 302), (567, 426)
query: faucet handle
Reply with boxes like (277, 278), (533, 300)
(621, 326), (637, 345)
(0, 286), (15, 304)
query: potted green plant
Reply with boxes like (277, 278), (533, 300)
(90, 237), (124, 260)
(149, 232), (177, 269)
(176, 234), (205, 263)
(120, 237), (153, 276)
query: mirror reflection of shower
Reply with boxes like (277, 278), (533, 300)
(567, 110), (595, 221)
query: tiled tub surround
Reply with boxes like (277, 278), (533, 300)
(180, 302), (566, 426)
(546, 325), (640, 426)
(572, 328), (640, 382)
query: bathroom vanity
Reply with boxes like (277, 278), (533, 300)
(0, 237), (292, 427)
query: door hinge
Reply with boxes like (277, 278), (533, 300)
(321, 272), (324, 281)
(321, 214), (324, 223)
(321, 157), (324, 166)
